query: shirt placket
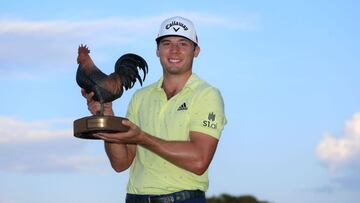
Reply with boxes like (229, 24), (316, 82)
(157, 90), (170, 135)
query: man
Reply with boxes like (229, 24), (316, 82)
(83, 16), (227, 203)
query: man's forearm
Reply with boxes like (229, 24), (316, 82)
(138, 131), (218, 175)
(104, 142), (135, 172)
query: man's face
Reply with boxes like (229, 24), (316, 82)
(157, 36), (200, 75)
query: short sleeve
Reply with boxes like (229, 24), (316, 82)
(189, 87), (227, 139)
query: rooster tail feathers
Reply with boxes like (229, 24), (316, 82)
(114, 54), (148, 90)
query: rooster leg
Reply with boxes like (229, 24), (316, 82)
(100, 103), (104, 116)
(95, 103), (105, 116)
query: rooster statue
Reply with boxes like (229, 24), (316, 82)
(76, 44), (148, 115)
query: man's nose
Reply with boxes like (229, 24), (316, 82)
(170, 43), (180, 52)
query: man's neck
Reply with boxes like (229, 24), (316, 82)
(162, 72), (192, 100)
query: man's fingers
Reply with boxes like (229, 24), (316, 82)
(122, 120), (140, 134)
(122, 119), (133, 128)
(81, 89), (94, 100)
(95, 133), (119, 143)
(86, 93), (95, 104)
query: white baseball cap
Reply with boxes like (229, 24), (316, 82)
(156, 16), (199, 45)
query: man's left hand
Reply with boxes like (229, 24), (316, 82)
(94, 120), (144, 144)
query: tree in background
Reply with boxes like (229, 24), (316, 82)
(206, 194), (270, 203)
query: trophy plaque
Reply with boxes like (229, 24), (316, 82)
(74, 115), (129, 139)
(73, 44), (148, 139)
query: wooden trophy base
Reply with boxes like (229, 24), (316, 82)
(73, 115), (129, 139)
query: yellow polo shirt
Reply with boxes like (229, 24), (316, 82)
(126, 74), (227, 195)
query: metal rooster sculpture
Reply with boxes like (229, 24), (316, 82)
(76, 44), (148, 114)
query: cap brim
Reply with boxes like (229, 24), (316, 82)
(155, 35), (198, 46)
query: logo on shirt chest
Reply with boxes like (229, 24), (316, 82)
(203, 112), (217, 129)
(177, 102), (188, 111)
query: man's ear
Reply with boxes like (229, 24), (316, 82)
(194, 46), (200, 57)
(156, 48), (160, 57)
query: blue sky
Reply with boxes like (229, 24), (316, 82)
(1, 0), (360, 203)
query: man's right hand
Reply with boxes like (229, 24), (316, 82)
(81, 89), (114, 116)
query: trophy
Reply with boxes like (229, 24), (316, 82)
(73, 44), (148, 139)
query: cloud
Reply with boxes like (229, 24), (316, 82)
(316, 113), (360, 189)
(176, 11), (259, 30)
(0, 13), (257, 79)
(0, 116), (108, 173)
(0, 13), (255, 36)
(0, 18), (146, 77)
(0, 116), (71, 143)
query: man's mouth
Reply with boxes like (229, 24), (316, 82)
(169, 58), (181, 63)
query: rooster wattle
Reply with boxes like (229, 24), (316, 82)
(76, 44), (148, 105)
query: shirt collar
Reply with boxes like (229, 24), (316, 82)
(155, 73), (200, 91)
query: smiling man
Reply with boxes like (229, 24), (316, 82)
(84, 16), (227, 203)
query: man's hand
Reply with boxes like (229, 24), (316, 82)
(94, 118), (219, 175)
(81, 89), (114, 116)
(94, 119), (144, 144)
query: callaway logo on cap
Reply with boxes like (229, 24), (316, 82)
(156, 16), (199, 45)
